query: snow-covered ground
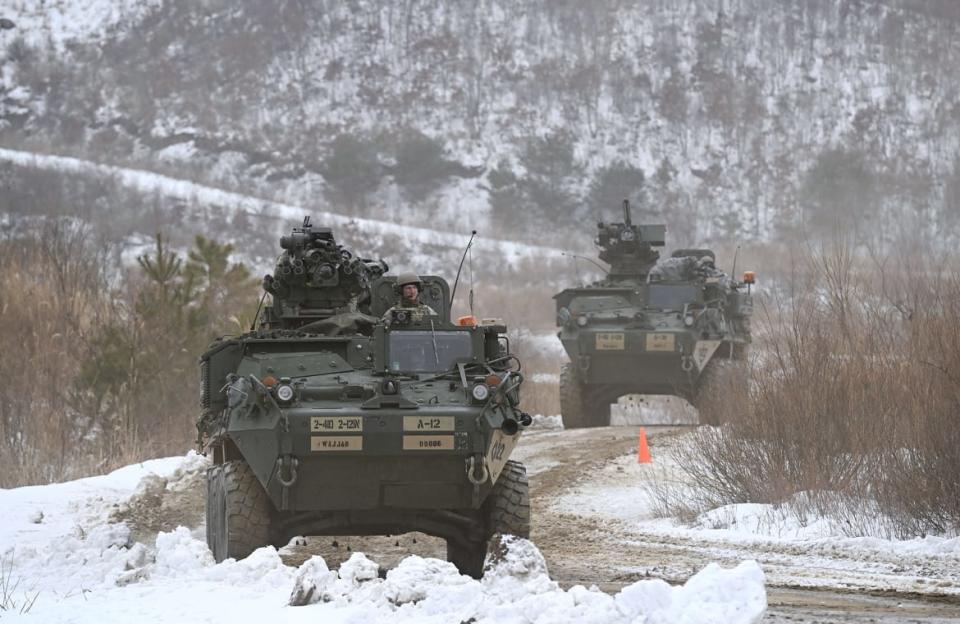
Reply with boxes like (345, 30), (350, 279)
(545, 427), (960, 596)
(0, 452), (767, 623)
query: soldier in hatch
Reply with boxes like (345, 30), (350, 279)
(383, 272), (437, 324)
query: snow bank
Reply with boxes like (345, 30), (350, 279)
(0, 454), (768, 623)
(283, 535), (765, 623)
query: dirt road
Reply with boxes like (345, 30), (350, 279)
(127, 425), (960, 622)
(513, 425), (960, 623)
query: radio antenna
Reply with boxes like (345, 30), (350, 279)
(561, 252), (608, 275)
(449, 230), (477, 316)
(250, 291), (268, 331)
(565, 252), (582, 285)
(468, 242), (475, 318)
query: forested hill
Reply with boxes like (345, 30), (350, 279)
(1, 0), (959, 250)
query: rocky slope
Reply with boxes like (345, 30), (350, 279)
(1, 0), (959, 249)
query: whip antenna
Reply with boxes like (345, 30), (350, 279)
(468, 242), (475, 318)
(250, 291), (267, 331)
(561, 251), (608, 275)
(449, 230), (477, 316)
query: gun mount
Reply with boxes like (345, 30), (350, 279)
(596, 200), (665, 280)
(260, 217), (388, 329)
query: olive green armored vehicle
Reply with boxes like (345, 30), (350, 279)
(199, 218), (531, 577)
(554, 202), (753, 428)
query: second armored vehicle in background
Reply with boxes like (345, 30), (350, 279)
(199, 218), (531, 578)
(553, 202), (753, 427)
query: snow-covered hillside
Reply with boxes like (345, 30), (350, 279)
(2, 0), (959, 249)
(0, 146), (571, 280)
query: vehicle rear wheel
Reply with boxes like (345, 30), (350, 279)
(206, 459), (274, 562)
(560, 363), (610, 428)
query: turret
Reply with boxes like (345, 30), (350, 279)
(259, 217), (388, 329)
(596, 200), (665, 280)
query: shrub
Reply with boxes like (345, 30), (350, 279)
(659, 242), (960, 537)
(0, 221), (259, 486)
(393, 129), (454, 202)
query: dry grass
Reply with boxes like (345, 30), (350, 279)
(0, 221), (118, 486)
(0, 553), (39, 615)
(652, 241), (960, 537)
(0, 222), (208, 486)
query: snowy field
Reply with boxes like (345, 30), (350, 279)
(3, 429), (960, 623)
(0, 452), (766, 623)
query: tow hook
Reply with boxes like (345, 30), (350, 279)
(465, 455), (489, 485)
(275, 454), (300, 510)
(681, 356), (695, 373)
(465, 455), (489, 508)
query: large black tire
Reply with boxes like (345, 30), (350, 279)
(486, 460), (530, 537)
(560, 363), (611, 428)
(691, 359), (748, 426)
(205, 464), (223, 556)
(446, 460), (531, 579)
(446, 538), (487, 579)
(206, 459), (274, 562)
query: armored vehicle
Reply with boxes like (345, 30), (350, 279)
(554, 202), (753, 428)
(198, 218), (531, 578)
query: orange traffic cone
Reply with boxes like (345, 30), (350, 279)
(637, 427), (652, 464)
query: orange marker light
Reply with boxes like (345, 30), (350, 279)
(457, 315), (478, 327)
(485, 374), (502, 387)
(743, 271), (756, 285)
(262, 375), (278, 387)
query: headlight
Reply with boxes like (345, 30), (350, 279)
(471, 384), (490, 401)
(576, 315), (588, 327)
(276, 384), (295, 402)
(684, 314), (695, 327)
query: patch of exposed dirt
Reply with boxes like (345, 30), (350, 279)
(108, 461), (208, 545)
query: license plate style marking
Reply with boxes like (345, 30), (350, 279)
(311, 436), (363, 451)
(311, 416), (363, 432)
(595, 332), (625, 350)
(645, 333), (676, 352)
(403, 435), (455, 450)
(403, 416), (455, 431)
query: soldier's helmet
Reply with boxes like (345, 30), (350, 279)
(397, 272), (423, 290)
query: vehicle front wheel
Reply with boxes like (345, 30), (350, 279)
(486, 460), (530, 538)
(691, 359), (748, 426)
(206, 459), (274, 562)
(446, 538), (487, 579)
(560, 363), (610, 428)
